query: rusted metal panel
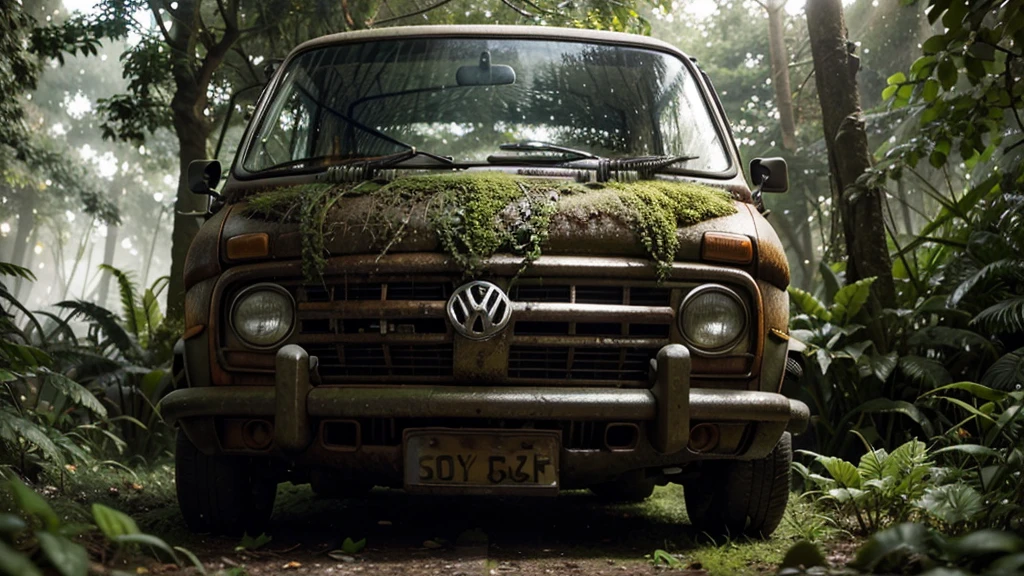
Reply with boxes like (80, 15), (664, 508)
(183, 204), (230, 290)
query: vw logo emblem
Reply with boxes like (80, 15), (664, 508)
(447, 281), (512, 340)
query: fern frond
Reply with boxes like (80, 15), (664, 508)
(981, 347), (1024, 392)
(0, 262), (36, 281)
(971, 296), (1024, 336)
(898, 354), (953, 388)
(950, 259), (1024, 306)
(98, 264), (140, 339)
(40, 370), (107, 417)
(0, 408), (65, 466)
(56, 300), (140, 360)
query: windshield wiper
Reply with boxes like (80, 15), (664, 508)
(488, 141), (599, 163)
(317, 148), (459, 183)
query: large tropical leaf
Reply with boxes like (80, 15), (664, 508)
(0, 409), (65, 466)
(831, 277), (876, 324)
(854, 398), (935, 437)
(898, 355), (953, 388)
(55, 300), (140, 360)
(41, 370), (107, 417)
(850, 522), (941, 573)
(788, 286), (831, 321)
(950, 259), (1024, 306)
(915, 484), (986, 526)
(972, 296), (1024, 335)
(981, 347), (1024, 391)
(98, 264), (140, 339)
(908, 326), (997, 358)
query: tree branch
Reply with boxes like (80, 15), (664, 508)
(370, 0), (457, 26)
(500, 0), (534, 18)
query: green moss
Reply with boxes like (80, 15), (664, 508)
(243, 172), (736, 280)
(609, 180), (736, 278)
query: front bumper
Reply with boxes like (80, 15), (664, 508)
(161, 344), (808, 462)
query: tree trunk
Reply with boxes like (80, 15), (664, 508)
(805, 0), (895, 308)
(10, 192), (36, 298)
(96, 220), (119, 308)
(764, 0), (814, 289)
(767, 1), (797, 151)
(166, 104), (210, 321)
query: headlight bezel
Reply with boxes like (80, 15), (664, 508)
(229, 283), (296, 349)
(678, 283), (749, 356)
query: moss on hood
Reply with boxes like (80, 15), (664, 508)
(244, 171), (737, 280)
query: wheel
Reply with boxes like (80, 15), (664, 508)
(175, 430), (277, 535)
(683, 432), (792, 538)
(590, 469), (655, 503)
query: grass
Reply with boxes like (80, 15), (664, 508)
(2, 465), (852, 576)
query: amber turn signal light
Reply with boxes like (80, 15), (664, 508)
(701, 232), (753, 265)
(226, 233), (270, 260)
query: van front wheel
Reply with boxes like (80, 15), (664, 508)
(175, 430), (277, 535)
(683, 432), (792, 538)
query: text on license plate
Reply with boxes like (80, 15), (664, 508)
(403, 429), (559, 493)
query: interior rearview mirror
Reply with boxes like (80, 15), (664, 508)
(750, 157), (788, 193)
(188, 159), (223, 196)
(457, 51), (516, 86)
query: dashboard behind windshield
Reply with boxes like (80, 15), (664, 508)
(241, 37), (732, 175)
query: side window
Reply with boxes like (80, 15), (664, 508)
(248, 82), (316, 171)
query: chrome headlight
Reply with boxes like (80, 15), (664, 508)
(230, 284), (295, 348)
(679, 284), (747, 354)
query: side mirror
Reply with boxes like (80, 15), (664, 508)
(188, 159), (223, 197)
(750, 157), (788, 193)
(456, 51), (516, 86)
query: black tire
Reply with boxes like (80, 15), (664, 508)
(175, 430), (277, 535)
(590, 470), (655, 503)
(683, 432), (792, 538)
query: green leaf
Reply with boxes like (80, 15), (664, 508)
(947, 530), (1024, 560)
(973, 296), (1024, 336)
(887, 72), (907, 85)
(854, 398), (935, 437)
(0, 410), (65, 466)
(922, 79), (940, 102)
(237, 532), (272, 551)
(922, 34), (948, 54)
(7, 479), (59, 532)
(342, 537), (366, 554)
(92, 504), (139, 539)
(0, 540), (42, 576)
(42, 371), (106, 417)
(932, 444), (1004, 462)
(915, 484), (985, 525)
(788, 286), (831, 321)
(937, 56), (958, 90)
(818, 261), (841, 305)
(815, 455), (861, 488)
(899, 355), (953, 388)
(882, 84), (899, 101)
(851, 523), (939, 572)
(832, 277), (876, 324)
(981, 347), (1024, 392)
(857, 448), (890, 481)
(113, 533), (179, 563)
(37, 532), (88, 576)
(174, 546), (207, 576)
(921, 382), (1006, 403)
(99, 264), (140, 339)
(779, 541), (827, 569)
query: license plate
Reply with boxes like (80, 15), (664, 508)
(403, 429), (559, 495)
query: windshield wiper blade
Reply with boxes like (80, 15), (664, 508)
(318, 148), (458, 183)
(489, 141), (599, 163)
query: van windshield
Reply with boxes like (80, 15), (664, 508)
(241, 37), (732, 175)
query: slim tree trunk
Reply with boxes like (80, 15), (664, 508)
(96, 221), (119, 308)
(767, 1), (797, 151)
(764, 0), (814, 289)
(806, 0), (895, 308)
(10, 192), (36, 298)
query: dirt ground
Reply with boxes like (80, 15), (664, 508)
(114, 482), (832, 576)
